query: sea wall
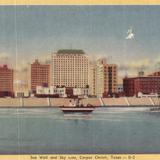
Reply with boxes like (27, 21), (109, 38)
(102, 97), (156, 106)
(0, 97), (159, 107)
(23, 98), (48, 107)
(0, 98), (21, 107)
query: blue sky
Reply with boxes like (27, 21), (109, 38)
(0, 5), (160, 76)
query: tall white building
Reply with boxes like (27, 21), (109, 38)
(52, 49), (89, 88)
(89, 58), (118, 97)
(89, 62), (96, 96)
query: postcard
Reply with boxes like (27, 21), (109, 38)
(0, 0), (160, 160)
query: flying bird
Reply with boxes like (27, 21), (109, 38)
(126, 27), (135, 40)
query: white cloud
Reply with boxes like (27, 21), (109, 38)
(39, 53), (51, 64)
(16, 60), (30, 72)
(30, 52), (51, 64)
(118, 58), (152, 77)
(0, 52), (10, 60)
(129, 59), (150, 69)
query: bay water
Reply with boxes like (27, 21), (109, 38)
(0, 107), (160, 154)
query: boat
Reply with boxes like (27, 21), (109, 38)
(150, 91), (160, 112)
(60, 99), (96, 113)
(150, 107), (160, 112)
(60, 106), (95, 113)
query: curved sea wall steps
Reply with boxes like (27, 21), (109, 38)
(151, 97), (160, 106)
(81, 98), (101, 106)
(23, 98), (48, 107)
(0, 98), (21, 107)
(127, 97), (152, 106)
(0, 97), (157, 107)
(50, 98), (72, 107)
(102, 98), (128, 106)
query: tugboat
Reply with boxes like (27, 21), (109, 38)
(150, 91), (160, 112)
(60, 99), (96, 113)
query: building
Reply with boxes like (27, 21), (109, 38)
(117, 84), (123, 93)
(36, 85), (90, 98)
(123, 76), (160, 97)
(31, 59), (50, 93)
(36, 86), (50, 95)
(50, 86), (67, 97)
(73, 87), (90, 98)
(14, 64), (30, 97)
(15, 90), (29, 98)
(149, 71), (160, 76)
(0, 65), (14, 97)
(89, 62), (96, 96)
(52, 49), (89, 88)
(137, 92), (158, 98)
(36, 86), (67, 97)
(95, 58), (118, 97)
(107, 64), (118, 94)
(14, 80), (29, 98)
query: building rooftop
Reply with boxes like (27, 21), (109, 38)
(0, 65), (13, 70)
(33, 59), (40, 65)
(57, 49), (85, 54)
(123, 76), (160, 79)
(148, 71), (160, 76)
(0, 65), (8, 69)
(32, 59), (50, 66)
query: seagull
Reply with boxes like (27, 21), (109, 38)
(126, 27), (135, 40)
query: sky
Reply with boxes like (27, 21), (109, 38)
(0, 5), (160, 79)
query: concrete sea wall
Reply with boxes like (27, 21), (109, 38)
(0, 97), (159, 107)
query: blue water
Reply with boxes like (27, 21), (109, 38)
(0, 107), (160, 154)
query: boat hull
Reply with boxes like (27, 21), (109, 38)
(60, 107), (95, 113)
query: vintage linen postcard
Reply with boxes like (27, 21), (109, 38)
(0, 0), (160, 160)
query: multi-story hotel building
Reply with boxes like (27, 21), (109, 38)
(0, 65), (14, 97)
(89, 58), (118, 97)
(89, 62), (96, 96)
(52, 49), (89, 88)
(95, 58), (118, 97)
(123, 74), (160, 97)
(31, 59), (50, 93)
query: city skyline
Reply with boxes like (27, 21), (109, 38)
(0, 6), (160, 78)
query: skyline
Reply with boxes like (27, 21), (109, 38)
(0, 6), (160, 77)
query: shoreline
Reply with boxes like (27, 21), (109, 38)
(0, 97), (159, 107)
(0, 106), (158, 109)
